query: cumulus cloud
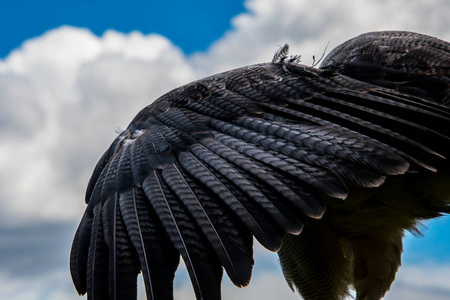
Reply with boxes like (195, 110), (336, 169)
(386, 264), (450, 300)
(0, 26), (196, 225)
(0, 222), (79, 300)
(1, 0), (449, 299)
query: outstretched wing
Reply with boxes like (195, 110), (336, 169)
(71, 34), (450, 300)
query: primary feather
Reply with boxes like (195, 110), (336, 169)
(71, 31), (450, 300)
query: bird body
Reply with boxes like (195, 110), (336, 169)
(280, 170), (450, 299)
(71, 31), (450, 300)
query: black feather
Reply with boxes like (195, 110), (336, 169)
(177, 148), (285, 250)
(70, 211), (92, 295)
(86, 203), (109, 300)
(102, 194), (140, 300)
(143, 170), (223, 300)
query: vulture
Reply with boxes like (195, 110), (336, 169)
(70, 31), (450, 300)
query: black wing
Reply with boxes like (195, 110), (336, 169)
(321, 31), (450, 105)
(71, 32), (450, 300)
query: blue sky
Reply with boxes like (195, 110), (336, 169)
(0, 0), (246, 57)
(0, 0), (449, 299)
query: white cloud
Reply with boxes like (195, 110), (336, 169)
(0, 26), (196, 225)
(0, 0), (449, 299)
(386, 264), (450, 299)
(0, 270), (79, 300)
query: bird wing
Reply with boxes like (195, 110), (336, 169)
(70, 42), (450, 300)
(321, 31), (450, 105)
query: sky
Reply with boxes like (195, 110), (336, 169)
(0, 0), (449, 299)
